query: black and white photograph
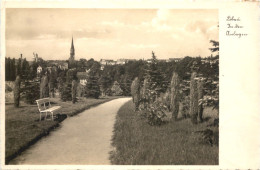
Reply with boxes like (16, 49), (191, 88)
(3, 8), (219, 165)
(1, 2), (259, 169)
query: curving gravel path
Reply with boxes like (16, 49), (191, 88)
(10, 97), (131, 165)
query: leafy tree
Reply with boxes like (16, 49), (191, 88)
(145, 51), (164, 102)
(111, 81), (123, 96)
(22, 79), (40, 104)
(85, 69), (100, 99)
(60, 83), (72, 101)
(99, 73), (112, 96)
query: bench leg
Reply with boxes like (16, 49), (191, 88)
(40, 113), (42, 121)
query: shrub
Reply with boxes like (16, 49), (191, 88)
(60, 83), (72, 101)
(146, 100), (167, 126)
(22, 79), (40, 104)
(13, 76), (21, 107)
(72, 80), (77, 104)
(40, 75), (49, 98)
(111, 81), (123, 96)
(139, 78), (150, 110)
(180, 95), (190, 118)
(170, 72), (180, 120)
(189, 72), (198, 124)
(130, 77), (140, 111)
(197, 79), (204, 122)
(85, 70), (100, 99)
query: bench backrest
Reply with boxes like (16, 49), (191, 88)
(36, 98), (52, 112)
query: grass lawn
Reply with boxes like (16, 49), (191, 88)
(5, 96), (118, 164)
(110, 100), (219, 165)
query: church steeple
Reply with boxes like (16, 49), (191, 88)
(70, 37), (75, 60)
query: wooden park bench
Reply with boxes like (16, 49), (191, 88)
(36, 98), (61, 121)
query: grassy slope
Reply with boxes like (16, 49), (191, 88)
(5, 96), (118, 163)
(110, 101), (218, 165)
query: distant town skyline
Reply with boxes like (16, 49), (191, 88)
(6, 9), (218, 61)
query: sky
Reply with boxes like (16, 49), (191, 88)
(6, 9), (218, 61)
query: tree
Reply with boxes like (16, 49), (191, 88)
(21, 58), (30, 80)
(85, 69), (100, 99)
(5, 58), (11, 81)
(72, 79), (77, 103)
(22, 79), (40, 104)
(99, 73), (112, 96)
(131, 77), (140, 111)
(170, 72), (180, 120)
(197, 79), (204, 122)
(209, 40), (219, 53)
(145, 51), (164, 102)
(10, 58), (16, 81)
(111, 81), (123, 96)
(13, 76), (21, 107)
(40, 73), (49, 98)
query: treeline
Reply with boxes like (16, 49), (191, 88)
(99, 55), (218, 96)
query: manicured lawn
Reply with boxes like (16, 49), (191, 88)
(5, 96), (118, 164)
(110, 101), (219, 165)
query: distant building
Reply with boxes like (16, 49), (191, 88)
(47, 60), (68, 70)
(116, 59), (127, 65)
(37, 66), (42, 74)
(167, 58), (182, 62)
(100, 59), (116, 66)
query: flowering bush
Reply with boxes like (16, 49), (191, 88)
(146, 100), (167, 126)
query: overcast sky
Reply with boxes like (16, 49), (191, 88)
(6, 9), (218, 61)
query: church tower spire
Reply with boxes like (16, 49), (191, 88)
(70, 37), (75, 60)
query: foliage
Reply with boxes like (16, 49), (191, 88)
(197, 79), (204, 122)
(13, 76), (21, 108)
(146, 100), (167, 126)
(111, 81), (123, 96)
(170, 72), (180, 120)
(21, 79), (40, 104)
(111, 101), (218, 165)
(40, 74), (49, 98)
(180, 95), (190, 118)
(209, 40), (219, 53)
(190, 72), (198, 124)
(66, 68), (77, 83)
(131, 77), (140, 110)
(5, 57), (16, 81)
(85, 69), (100, 99)
(145, 52), (165, 101)
(60, 83), (72, 101)
(71, 80), (77, 103)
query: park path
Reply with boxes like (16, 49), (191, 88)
(10, 98), (131, 165)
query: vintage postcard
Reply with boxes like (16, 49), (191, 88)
(0, 0), (259, 169)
